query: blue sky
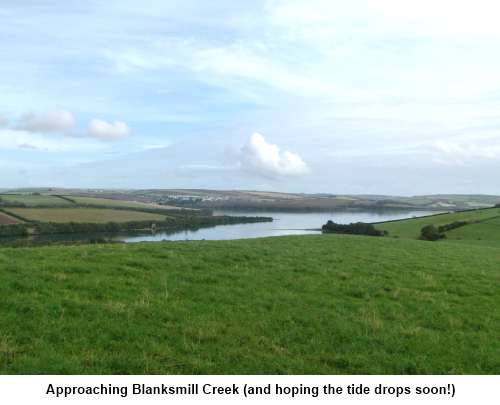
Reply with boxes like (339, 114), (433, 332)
(1, 0), (500, 194)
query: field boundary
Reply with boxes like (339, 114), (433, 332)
(443, 215), (500, 235)
(55, 195), (77, 204)
(372, 205), (500, 226)
(371, 210), (452, 225)
(0, 208), (31, 222)
(0, 210), (23, 225)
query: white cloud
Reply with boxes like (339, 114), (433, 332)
(141, 143), (171, 151)
(240, 132), (309, 178)
(267, 0), (500, 39)
(88, 119), (131, 140)
(3, 1), (500, 193)
(0, 129), (105, 152)
(104, 48), (161, 74)
(0, 115), (7, 127)
(105, 39), (336, 100)
(102, 0), (500, 110)
(366, 0), (500, 38)
(18, 109), (76, 133)
(433, 139), (500, 164)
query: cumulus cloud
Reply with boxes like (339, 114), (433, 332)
(88, 119), (131, 140)
(0, 115), (7, 127)
(240, 133), (309, 178)
(18, 109), (76, 133)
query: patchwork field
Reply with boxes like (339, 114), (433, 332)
(3, 208), (168, 223)
(0, 212), (21, 225)
(0, 235), (498, 374)
(378, 208), (500, 239)
(67, 196), (170, 210)
(0, 194), (72, 206)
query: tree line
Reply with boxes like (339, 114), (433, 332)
(0, 215), (272, 237)
(322, 221), (386, 236)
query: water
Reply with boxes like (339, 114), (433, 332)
(0, 210), (441, 247)
(118, 209), (439, 243)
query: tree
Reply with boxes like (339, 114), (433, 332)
(420, 225), (445, 241)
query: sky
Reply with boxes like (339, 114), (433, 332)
(1, 0), (500, 195)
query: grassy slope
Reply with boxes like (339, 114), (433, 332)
(68, 196), (167, 209)
(3, 208), (167, 223)
(0, 235), (499, 374)
(445, 216), (500, 248)
(378, 208), (500, 239)
(0, 194), (72, 206)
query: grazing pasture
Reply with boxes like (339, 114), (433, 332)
(445, 216), (500, 248)
(0, 235), (499, 374)
(0, 194), (72, 206)
(67, 196), (174, 210)
(378, 208), (500, 239)
(3, 208), (168, 223)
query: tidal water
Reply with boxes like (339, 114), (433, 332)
(0, 209), (441, 247)
(117, 209), (439, 242)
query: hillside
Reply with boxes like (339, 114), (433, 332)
(5, 189), (500, 211)
(445, 217), (500, 248)
(0, 235), (499, 374)
(0, 193), (271, 244)
(3, 208), (168, 224)
(377, 207), (500, 248)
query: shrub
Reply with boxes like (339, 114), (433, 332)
(420, 225), (445, 241)
(438, 221), (468, 233)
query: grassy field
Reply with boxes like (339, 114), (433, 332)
(0, 194), (72, 206)
(3, 208), (168, 223)
(445, 216), (500, 248)
(0, 234), (499, 374)
(0, 212), (21, 225)
(378, 208), (500, 239)
(67, 196), (171, 210)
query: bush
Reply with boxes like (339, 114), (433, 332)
(322, 221), (385, 236)
(420, 225), (445, 241)
(438, 221), (468, 233)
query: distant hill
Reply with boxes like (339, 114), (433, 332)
(4, 188), (500, 212)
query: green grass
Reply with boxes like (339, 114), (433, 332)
(445, 216), (500, 248)
(68, 196), (169, 209)
(0, 234), (499, 374)
(3, 208), (168, 223)
(0, 194), (72, 206)
(378, 208), (500, 239)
